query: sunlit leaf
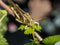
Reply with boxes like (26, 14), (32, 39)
(43, 35), (60, 45)
(0, 10), (8, 34)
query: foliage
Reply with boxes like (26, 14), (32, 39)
(18, 23), (42, 45)
(19, 24), (42, 35)
(24, 38), (40, 45)
(43, 35), (60, 45)
(0, 34), (8, 45)
(0, 10), (8, 45)
(0, 10), (8, 34)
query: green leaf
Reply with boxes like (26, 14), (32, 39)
(34, 38), (40, 45)
(35, 25), (42, 31)
(0, 10), (8, 34)
(43, 35), (60, 45)
(24, 27), (34, 35)
(32, 24), (37, 29)
(18, 25), (26, 30)
(24, 42), (33, 45)
(31, 24), (42, 32)
(19, 23), (42, 38)
(0, 34), (8, 45)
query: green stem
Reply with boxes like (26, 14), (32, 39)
(33, 32), (35, 40)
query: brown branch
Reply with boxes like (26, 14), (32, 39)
(0, 0), (14, 15)
(34, 32), (43, 41)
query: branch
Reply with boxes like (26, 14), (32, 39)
(0, 0), (14, 15)
(34, 32), (43, 41)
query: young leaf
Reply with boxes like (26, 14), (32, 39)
(24, 27), (34, 35)
(43, 35), (60, 45)
(18, 25), (25, 30)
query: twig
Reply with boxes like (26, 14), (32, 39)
(0, 0), (14, 16)
(34, 32), (43, 41)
